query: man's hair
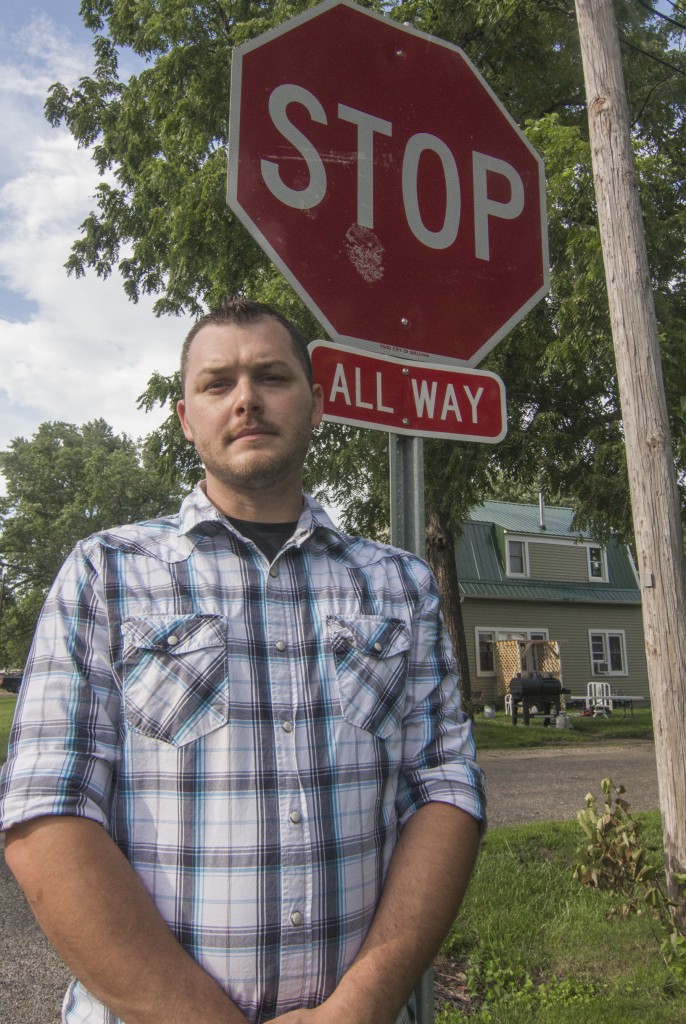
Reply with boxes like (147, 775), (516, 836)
(181, 299), (313, 393)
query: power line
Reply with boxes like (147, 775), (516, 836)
(620, 32), (686, 76)
(635, 0), (686, 32)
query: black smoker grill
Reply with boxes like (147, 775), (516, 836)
(509, 676), (571, 726)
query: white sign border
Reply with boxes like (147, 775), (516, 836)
(227, 0), (549, 370)
(309, 339), (508, 443)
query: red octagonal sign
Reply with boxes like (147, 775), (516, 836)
(228, 0), (549, 367)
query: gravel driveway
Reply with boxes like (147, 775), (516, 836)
(0, 739), (660, 1024)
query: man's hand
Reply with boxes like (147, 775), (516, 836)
(5, 816), (249, 1024)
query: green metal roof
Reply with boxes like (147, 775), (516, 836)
(459, 579), (641, 604)
(456, 507), (640, 605)
(469, 500), (590, 538)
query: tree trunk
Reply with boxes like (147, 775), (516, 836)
(425, 507), (474, 717)
(575, 0), (686, 928)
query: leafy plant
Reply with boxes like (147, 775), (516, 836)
(573, 779), (686, 981)
(435, 944), (603, 1023)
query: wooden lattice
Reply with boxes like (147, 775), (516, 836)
(494, 639), (562, 694)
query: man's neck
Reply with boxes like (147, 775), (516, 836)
(201, 478), (304, 524)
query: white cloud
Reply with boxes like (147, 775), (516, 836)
(0, 10), (192, 452)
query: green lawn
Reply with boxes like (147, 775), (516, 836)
(473, 706), (654, 750)
(0, 695), (17, 763)
(437, 812), (685, 1023)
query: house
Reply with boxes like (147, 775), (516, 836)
(455, 499), (649, 704)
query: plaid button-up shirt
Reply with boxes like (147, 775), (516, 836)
(0, 486), (485, 1023)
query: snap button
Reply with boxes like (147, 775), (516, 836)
(275, 640), (286, 652)
(289, 810), (302, 824)
(167, 635), (179, 647)
(282, 720), (294, 733)
(290, 911), (303, 927)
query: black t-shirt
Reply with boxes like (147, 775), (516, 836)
(227, 516), (299, 563)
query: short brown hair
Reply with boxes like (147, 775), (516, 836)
(181, 299), (313, 393)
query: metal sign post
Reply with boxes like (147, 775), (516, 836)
(389, 434), (425, 557)
(388, 433), (433, 1023)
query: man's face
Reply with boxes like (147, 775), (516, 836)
(177, 318), (323, 511)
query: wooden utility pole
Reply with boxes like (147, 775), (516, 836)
(574, 0), (686, 925)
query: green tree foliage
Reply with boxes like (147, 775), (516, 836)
(46, 0), (686, 546)
(0, 420), (180, 666)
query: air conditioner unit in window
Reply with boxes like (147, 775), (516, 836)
(595, 662), (609, 674)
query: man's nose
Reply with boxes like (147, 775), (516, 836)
(234, 376), (263, 415)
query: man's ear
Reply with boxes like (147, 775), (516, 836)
(176, 400), (194, 442)
(311, 384), (324, 429)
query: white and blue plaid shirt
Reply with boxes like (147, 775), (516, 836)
(0, 486), (485, 1023)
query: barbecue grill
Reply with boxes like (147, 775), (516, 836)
(508, 676), (571, 726)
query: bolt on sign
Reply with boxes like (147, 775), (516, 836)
(310, 341), (507, 442)
(228, 0), (549, 368)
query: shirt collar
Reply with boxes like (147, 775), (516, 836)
(177, 482), (344, 548)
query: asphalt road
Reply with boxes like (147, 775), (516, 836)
(0, 739), (660, 1024)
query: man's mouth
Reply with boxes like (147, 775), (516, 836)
(230, 425), (276, 442)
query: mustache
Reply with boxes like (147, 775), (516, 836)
(227, 419), (279, 442)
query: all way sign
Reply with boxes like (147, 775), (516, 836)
(310, 340), (506, 442)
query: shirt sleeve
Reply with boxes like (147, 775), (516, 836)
(395, 563), (487, 831)
(0, 540), (121, 833)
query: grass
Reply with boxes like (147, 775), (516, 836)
(0, 694), (18, 762)
(472, 707), (654, 750)
(436, 811), (686, 1023)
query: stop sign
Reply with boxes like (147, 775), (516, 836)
(228, 0), (548, 367)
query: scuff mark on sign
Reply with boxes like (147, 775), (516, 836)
(344, 224), (384, 282)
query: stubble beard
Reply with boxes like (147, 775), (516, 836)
(198, 429), (312, 495)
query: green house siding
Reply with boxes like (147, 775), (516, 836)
(461, 597), (648, 703)
(528, 541), (589, 582)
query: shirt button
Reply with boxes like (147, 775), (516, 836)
(373, 642), (383, 652)
(290, 911), (304, 927)
(289, 810), (302, 824)
(167, 635), (179, 647)
(269, 567), (279, 578)
(275, 640), (286, 652)
(282, 720), (294, 733)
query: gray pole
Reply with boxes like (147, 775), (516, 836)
(388, 433), (433, 1024)
(389, 434), (425, 556)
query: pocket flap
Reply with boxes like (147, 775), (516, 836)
(122, 615), (224, 656)
(327, 616), (410, 659)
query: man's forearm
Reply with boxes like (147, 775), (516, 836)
(4, 816), (248, 1024)
(279, 801), (480, 1024)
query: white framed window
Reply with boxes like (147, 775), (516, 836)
(476, 630), (496, 676)
(587, 546), (608, 582)
(506, 539), (528, 577)
(589, 630), (627, 676)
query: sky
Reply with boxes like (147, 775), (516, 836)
(0, 1), (193, 459)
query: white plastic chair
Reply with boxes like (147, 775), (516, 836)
(586, 681), (613, 714)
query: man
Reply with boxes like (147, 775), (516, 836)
(1, 299), (485, 1024)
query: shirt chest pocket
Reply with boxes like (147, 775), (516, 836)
(121, 615), (228, 746)
(327, 615), (411, 739)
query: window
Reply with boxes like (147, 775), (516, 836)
(589, 630), (627, 675)
(477, 631), (495, 675)
(507, 539), (527, 577)
(588, 546), (607, 582)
